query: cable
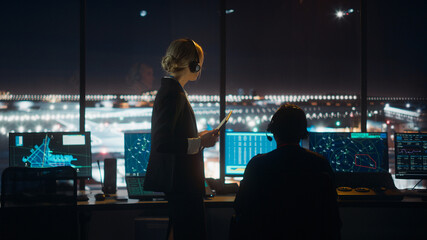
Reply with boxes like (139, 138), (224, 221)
(411, 179), (423, 190)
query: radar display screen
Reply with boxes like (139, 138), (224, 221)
(309, 132), (388, 173)
(124, 132), (151, 176)
(9, 132), (92, 178)
(395, 133), (427, 179)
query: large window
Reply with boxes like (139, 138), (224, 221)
(226, 0), (362, 131)
(0, 0), (425, 189)
(86, 0), (221, 185)
(224, 0), (363, 181)
(366, 1), (427, 189)
(0, 0), (80, 175)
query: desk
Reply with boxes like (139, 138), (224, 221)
(76, 189), (427, 240)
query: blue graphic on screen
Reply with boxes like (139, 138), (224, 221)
(309, 132), (388, 173)
(124, 133), (151, 176)
(395, 133), (427, 179)
(225, 132), (276, 175)
(9, 132), (92, 178)
(22, 135), (77, 167)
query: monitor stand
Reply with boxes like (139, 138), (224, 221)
(76, 179), (89, 201)
(79, 179), (86, 190)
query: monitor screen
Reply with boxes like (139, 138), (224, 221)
(395, 133), (427, 179)
(225, 132), (276, 176)
(9, 132), (92, 178)
(124, 132), (151, 176)
(309, 132), (389, 173)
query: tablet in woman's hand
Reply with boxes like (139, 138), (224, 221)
(215, 111), (233, 130)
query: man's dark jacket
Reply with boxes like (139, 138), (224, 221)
(233, 145), (341, 240)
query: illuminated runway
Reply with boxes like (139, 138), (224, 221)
(0, 94), (424, 185)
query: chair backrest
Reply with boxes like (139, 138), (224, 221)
(269, 173), (340, 240)
(233, 172), (341, 240)
(1, 166), (77, 207)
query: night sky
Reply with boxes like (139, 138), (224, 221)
(0, 0), (425, 96)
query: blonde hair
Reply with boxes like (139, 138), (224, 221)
(161, 39), (203, 74)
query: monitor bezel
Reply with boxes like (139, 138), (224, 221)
(8, 131), (92, 179)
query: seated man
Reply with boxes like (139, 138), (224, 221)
(232, 104), (341, 240)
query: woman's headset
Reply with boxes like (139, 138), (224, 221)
(186, 39), (201, 73)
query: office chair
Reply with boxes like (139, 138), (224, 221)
(231, 172), (341, 240)
(0, 166), (80, 240)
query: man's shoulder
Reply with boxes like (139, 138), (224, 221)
(246, 149), (282, 169)
(251, 148), (283, 161)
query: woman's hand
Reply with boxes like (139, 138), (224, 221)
(199, 129), (220, 148)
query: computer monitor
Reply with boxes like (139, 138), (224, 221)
(225, 132), (276, 176)
(395, 133), (427, 179)
(9, 132), (92, 178)
(309, 132), (389, 173)
(124, 132), (151, 176)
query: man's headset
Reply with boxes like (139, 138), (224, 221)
(186, 39), (201, 73)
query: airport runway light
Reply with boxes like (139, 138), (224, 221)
(336, 8), (354, 18)
(226, 9), (235, 14)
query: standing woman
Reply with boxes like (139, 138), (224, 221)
(144, 38), (219, 240)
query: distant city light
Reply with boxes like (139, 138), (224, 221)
(100, 148), (108, 155)
(225, 9), (235, 14)
(140, 10), (148, 17)
(336, 8), (355, 18)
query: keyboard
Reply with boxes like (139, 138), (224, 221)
(76, 194), (89, 201)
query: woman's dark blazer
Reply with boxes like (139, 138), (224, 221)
(144, 77), (205, 194)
